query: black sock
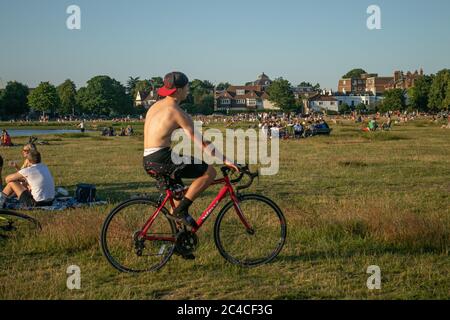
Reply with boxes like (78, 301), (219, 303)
(173, 197), (193, 216)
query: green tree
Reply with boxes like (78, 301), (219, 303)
(189, 79), (214, 104)
(355, 103), (367, 113)
(198, 94), (215, 115)
(134, 80), (153, 96)
(408, 75), (433, 112)
(216, 82), (231, 91)
(57, 79), (77, 115)
(339, 103), (351, 114)
(76, 76), (132, 116)
(150, 77), (164, 89)
(28, 82), (60, 116)
(126, 76), (140, 97)
(0, 81), (29, 118)
(445, 79), (450, 110)
(381, 89), (406, 112)
(267, 78), (296, 111)
(75, 87), (88, 114)
(428, 69), (450, 111)
(343, 68), (367, 79)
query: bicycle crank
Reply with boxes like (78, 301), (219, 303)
(175, 231), (199, 256)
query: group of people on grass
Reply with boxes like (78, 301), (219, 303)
(0, 143), (55, 209)
(101, 125), (134, 137)
(259, 119), (331, 139)
(361, 116), (392, 132)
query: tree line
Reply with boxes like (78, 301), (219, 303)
(1, 69), (447, 119)
(0, 75), (221, 119)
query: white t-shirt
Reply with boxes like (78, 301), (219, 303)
(19, 163), (55, 202)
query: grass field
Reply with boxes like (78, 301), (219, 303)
(0, 119), (449, 300)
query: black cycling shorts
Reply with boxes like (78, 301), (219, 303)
(143, 147), (208, 182)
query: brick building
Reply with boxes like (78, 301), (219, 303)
(214, 73), (277, 111)
(385, 69), (424, 90)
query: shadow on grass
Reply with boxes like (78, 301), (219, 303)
(277, 242), (447, 264)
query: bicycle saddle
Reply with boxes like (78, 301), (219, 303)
(144, 161), (186, 190)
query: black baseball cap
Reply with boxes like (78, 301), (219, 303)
(158, 71), (189, 97)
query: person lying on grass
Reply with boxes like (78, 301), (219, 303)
(0, 149), (55, 209)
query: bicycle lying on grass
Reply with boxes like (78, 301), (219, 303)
(100, 165), (287, 273)
(0, 209), (42, 239)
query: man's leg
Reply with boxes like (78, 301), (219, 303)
(1, 181), (27, 207)
(184, 165), (217, 201)
(2, 181), (27, 198)
(171, 165), (217, 228)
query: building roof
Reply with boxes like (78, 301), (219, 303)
(136, 91), (148, 100)
(253, 72), (272, 86)
(309, 95), (337, 102)
(227, 85), (263, 92)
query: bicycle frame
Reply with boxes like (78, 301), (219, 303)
(139, 175), (253, 242)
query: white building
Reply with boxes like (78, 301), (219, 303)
(334, 94), (384, 109)
(307, 95), (339, 113)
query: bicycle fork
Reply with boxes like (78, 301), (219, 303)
(230, 193), (255, 235)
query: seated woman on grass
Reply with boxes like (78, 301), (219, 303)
(1, 129), (13, 147)
(0, 149), (55, 208)
(10, 143), (37, 171)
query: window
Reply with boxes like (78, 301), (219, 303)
(236, 89), (245, 95)
(331, 102), (335, 105)
(247, 99), (257, 106)
(220, 99), (230, 105)
(236, 99), (245, 104)
(319, 102), (323, 106)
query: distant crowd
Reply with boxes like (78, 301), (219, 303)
(101, 125), (134, 137)
(194, 110), (450, 136)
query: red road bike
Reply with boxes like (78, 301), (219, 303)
(100, 165), (287, 273)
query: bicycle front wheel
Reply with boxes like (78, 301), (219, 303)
(100, 198), (177, 273)
(214, 194), (287, 267)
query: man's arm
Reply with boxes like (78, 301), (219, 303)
(173, 108), (238, 170)
(5, 172), (25, 184)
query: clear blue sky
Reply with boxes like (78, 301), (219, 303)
(1, 0), (449, 90)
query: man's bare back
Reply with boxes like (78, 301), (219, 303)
(144, 99), (187, 149)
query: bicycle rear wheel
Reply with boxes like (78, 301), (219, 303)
(214, 194), (287, 267)
(0, 210), (41, 239)
(100, 198), (177, 273)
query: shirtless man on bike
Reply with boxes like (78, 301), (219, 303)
(143, 72), (238, 230)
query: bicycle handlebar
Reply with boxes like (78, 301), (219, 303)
(221, 164), (259, 191)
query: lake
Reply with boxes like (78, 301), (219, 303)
(5, 129), (86, 137)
